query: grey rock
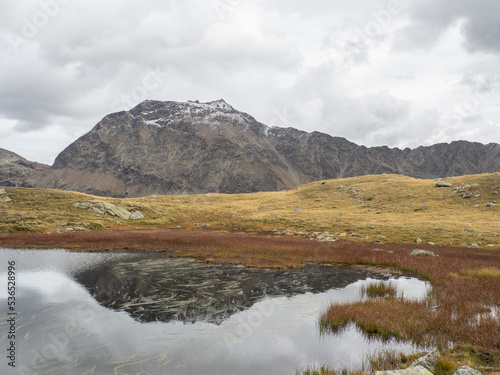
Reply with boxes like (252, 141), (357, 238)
(415, 237), (422, 243)
(411, 249), (438, 257)
(470, 243), (479, 248)
(462, 193), (473, 198)
(435, 182), (452, 187)
(0, 188), (5, 194)
(486, 202), (496, 207)
(409, 349), (440, 373)
(0, 196), (11, 203)
(293, 206), (303, 211)
(453, 366), (483, 375)
(73, 200), (144, 220)
(376, 365), (434, 375)
(465, 228), (475, 232)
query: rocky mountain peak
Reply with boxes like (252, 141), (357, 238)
(2, 99), (500, 197)
(126, 99), (257, 132)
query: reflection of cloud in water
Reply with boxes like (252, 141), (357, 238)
(0, 250), (430, 374)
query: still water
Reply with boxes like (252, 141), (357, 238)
(0, 249), (430, 375)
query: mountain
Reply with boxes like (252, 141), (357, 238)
(0, 148), (50, 187)
(4, 99), (500, 196)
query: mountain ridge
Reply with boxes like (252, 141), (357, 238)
(1, 99), (500, 196)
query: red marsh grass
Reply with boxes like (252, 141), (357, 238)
(1, 227), (500, 369)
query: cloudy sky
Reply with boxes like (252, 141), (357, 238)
(1, 0), (499, 164)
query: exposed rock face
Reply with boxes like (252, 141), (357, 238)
(0, 148), (50, 187)
(73, 200), (144, 220)
(3, 99), (500, 197)
(49, 100), (300, 196)
(409, 349), (440, 373)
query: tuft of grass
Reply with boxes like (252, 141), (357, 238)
(360, 281), (398, 299)
(364, 350), (422, 372)
(435, 357), (458, 375)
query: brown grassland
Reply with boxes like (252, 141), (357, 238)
(1, 173), (499, 373)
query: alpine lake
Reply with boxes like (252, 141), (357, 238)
(0, 248), (430, 375)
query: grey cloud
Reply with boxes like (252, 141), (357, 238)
(396, 0), (500, 54)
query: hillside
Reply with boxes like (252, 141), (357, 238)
(1, 173), (499, 247)
(22, 99), (500, 197)
(0, 148), (50, 187)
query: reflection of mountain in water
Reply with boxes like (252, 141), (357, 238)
(74, 256), (381, 324)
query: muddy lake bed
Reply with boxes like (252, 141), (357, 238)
(0, 248), (431, 375)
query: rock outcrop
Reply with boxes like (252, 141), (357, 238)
(73, 200), (144, 220)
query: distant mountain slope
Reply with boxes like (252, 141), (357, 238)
(0, 148), (49, 187)
(3, 99), (500, 196)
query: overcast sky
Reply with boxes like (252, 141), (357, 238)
(1, 0), (499, 164)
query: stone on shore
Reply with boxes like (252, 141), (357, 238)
(409, 349), (440, 373)
(453, 366), (483, 375)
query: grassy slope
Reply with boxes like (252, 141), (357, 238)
(1, 173), (499, 247)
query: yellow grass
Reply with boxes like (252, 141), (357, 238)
(1, 173), (499, 246)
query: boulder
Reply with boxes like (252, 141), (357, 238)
(453, 366), (482, 375)
(73, 200), (144, 220)
(409, 349), (440, 373)
(376, 365), (434, 375)
(0, 196), (11, 203)
(435, 182), (452, 187)
(411, 249), (438, 257)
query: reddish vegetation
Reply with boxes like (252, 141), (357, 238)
(1, 228), (499, 353)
